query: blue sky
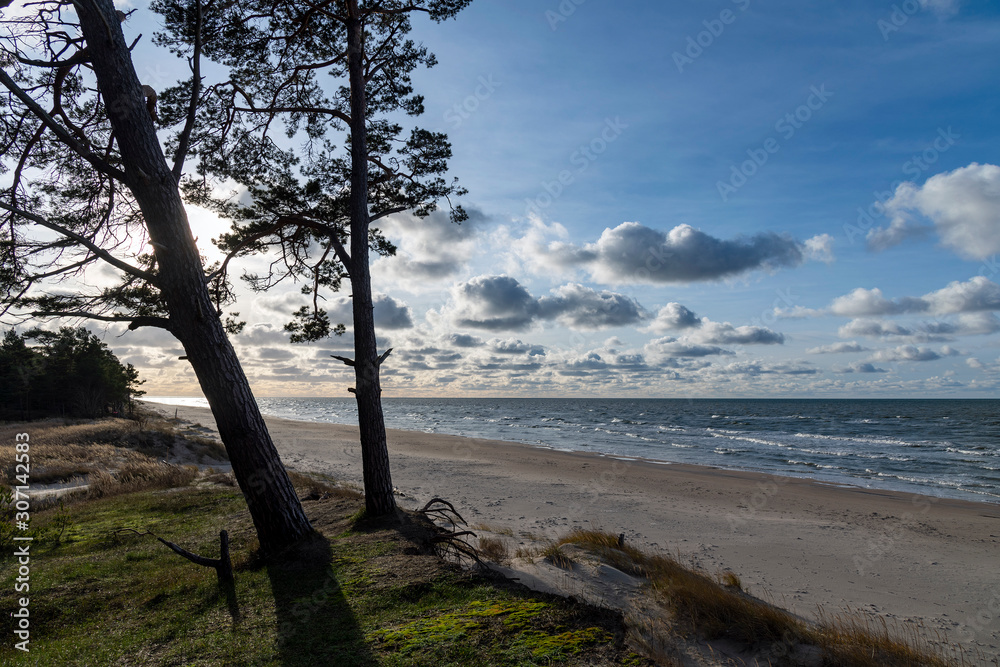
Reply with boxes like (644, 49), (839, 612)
(54, 0), (1000, 396)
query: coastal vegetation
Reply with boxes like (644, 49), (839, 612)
(0, 417), (644, 666)
(1, 415), (987, 666)
(0, 327), (145, 421)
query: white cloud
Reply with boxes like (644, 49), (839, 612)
(643, 337), (734, 360)
(807, 341), (869, 354)
(922, 277), (1000, 314)
(323, 294), (414, 330)
(808, 277), (1000, 320)
(373, 208), (490, 287)
(691, 320), (785, 345)
(642, 305), (784, 344)
(841, 361), (888, 374)
(829, 287), (927, 317)
(870, 163), (1000, 260)
(870, 345), (954, 363)
(642, 302), (703, 332)
(804, 234), (836, 264)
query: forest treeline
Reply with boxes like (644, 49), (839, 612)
(0, 327), (145, 420)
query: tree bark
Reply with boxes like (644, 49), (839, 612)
(347, 1), (397, 517)
(76, 0), (312, 552)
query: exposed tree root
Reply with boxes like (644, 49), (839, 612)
(419, 498), (483, 567)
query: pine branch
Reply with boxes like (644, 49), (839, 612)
(0, 68), (128, 182)
(0, 201), (159, 284)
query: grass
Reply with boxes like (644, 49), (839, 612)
(477, 536), (510, 564)
(0, 487), (648, 666)
(0, 417), (648, 666)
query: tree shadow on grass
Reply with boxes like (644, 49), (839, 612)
(267, 532), (379, 667)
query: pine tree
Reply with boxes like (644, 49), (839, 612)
(158, 0), (472, 516)
(1, 0), (312, 553)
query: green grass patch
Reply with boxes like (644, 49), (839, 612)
(0, 486), (645, 666)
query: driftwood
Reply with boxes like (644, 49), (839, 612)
(115, 528), (234, 586)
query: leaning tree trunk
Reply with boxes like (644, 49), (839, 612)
(346, 2), (397, 517)
(77, 0), (312, 552)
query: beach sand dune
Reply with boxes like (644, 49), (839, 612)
(151, 402), (1000, 656)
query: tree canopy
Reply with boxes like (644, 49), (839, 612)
(0, 326), (145, 420)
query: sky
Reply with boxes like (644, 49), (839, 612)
(15, 0), (1000, 397)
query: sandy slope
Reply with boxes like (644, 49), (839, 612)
(147, 401), (1000, 657)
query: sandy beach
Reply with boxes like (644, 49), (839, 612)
(149, 401), (1000, 656)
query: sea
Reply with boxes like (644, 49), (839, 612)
(144, 397), (1000, 505)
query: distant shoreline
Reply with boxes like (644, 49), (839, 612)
(141, 396), (1000, 507)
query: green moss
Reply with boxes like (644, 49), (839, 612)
(376, 599), (611, 661)
(518, 626), (613, 660)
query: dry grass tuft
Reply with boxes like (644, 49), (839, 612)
(541, 542), (575, 570)
(815, 609), (970, 667)
(718, 570), (742, 591)
(477, 536), (510, 564)
(470, 522), (515, 536)
(286, 470), (362, 500)
(513, 545), (537, 563)
(556, 528), (972, 666)
(87, 462), (198, 499)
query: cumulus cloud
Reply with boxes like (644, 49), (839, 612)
(236, 323), (295, 345)
(954, 312), (1000, 335)
(922, 277), (1000, 314)
(642, 304), (784, 344)
(813, 278), (1000, 320)
(327, 294), (414, 330)
(489, 338), (546, 356)
(807, 341), (870, 354)
(644, 337), (735, 359)
(374, 208), (490, 284)
(842, 361), (888, 374)
(870, 345), (952, 362)
(523, 221), (807, 284)
(838, 319), (928, 341)
(804, 234), (836, 264)
(536, 283), (647, 330)
(692, 320), (785, 345)
(717, 361), (818, 376)
(643, 303), (703, 332)
(446, 333), (485, 348)
(256, 290), (413, 330)
(446, 275), (646, 331)
(449, 275), (537, 331)
(829, 287), (927, 317)
(868, 163), (1000, 260)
